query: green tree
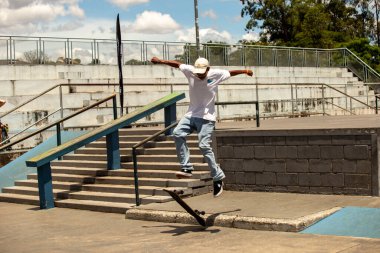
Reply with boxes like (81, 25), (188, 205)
(339, 38), (380, 73)
(240, 0), (375, 48)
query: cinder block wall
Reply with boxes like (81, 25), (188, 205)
(215, 130), (379, 196)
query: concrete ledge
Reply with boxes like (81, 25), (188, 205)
(126, 206), (341, 232)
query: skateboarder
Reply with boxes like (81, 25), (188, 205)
(151, 56), (253, 197)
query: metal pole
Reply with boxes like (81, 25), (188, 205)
(56, 124), (62, 160)
(132, 147), (140, 206)
(291, 84), (294, 116)
(59, 85), (64, 129)
(194, 0), (200, 58)
(322, 84), (326, 115)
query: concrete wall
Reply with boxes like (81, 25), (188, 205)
(215, 129), (379, 196)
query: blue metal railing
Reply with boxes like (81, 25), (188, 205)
(25, 92), (185, 209)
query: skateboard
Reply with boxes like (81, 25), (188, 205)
(163, 189), (206, 227)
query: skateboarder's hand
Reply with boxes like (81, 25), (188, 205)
(246, 70), (253, 76)
(151, 57), (161, 64)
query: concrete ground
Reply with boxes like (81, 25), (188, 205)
(1, 202), (380, 253)
(128, 191), (380, 232)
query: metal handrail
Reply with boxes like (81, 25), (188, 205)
(344, 48), (380, 82)
(215, 101), (260, 127)
(324, 99), (355, 115)
(132, 121), (178, 206)
(0, 108), (61, 146)
(0, 83), (122, 120)
(26, 92), (184, 209)
(0, 84), (60, 119)
(322, 83), (375, 111)
(0, 94), (117, 152)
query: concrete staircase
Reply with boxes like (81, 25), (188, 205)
(0, 127), (212, 213)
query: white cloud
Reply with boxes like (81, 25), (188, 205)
(242, 32), (259, 42)
(52, 20), (84, 32)
(130, 11), (181, 34)
(176, 27), (232, 44)
(69, 4), (85, 18)
(0, 0), (85, 34)
(107, 0), (149, 10)
(202, 10), (217, 20)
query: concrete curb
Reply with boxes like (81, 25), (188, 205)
(126, 207), (341, 232)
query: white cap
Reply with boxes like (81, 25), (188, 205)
(193, 58), (209, 74)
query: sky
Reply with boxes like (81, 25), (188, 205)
(0, 0), (259, 44)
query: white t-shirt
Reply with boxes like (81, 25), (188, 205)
(179, 64), (231, 121)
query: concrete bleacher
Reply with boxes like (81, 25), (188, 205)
(0, 64), (376, 149)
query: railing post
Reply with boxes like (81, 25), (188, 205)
(322, 84), (326, 115)
(132, 147), (140, 206)
(112, 96), (118, 120)
(255, 102), (260, 127)
(37, 163), (54, 209)
(59, 85), (64, 129)
(291, 84), (294, 116)
(56, 124), (62, 160)
(164, 103), (177, 135)
(376, 96), (379, 114)
(106, 130), (121, 170)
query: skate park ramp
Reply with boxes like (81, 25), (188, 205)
(301, 206), (380, 239)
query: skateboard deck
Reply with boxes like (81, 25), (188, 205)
(163, 189), (206, 227)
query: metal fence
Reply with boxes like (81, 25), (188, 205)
(1, 35), (380, 84)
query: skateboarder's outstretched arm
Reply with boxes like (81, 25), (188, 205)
(229, 69), (253, 77)
(151, 57), (181, 69)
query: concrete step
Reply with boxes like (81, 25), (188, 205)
(81, 184), (192, 196)
(107, 169), (211, 180)
(98, 135), (166, 142)
(51, 166), (109, 176)
(0, 192), (134, 214)
(74, 147), (140, 156)
(152, 140), (199, 148)
(13, 179), (198, 197)
(136, 154), (204, 163)
(95, 176), (210, 188)
(55, 198), (133, 214)
(51, 160), (209, 171)
(51, 160), (111, 169)
(66, 191), (172, 205)
(0, 192), (40, 206)
(63, 154), (108, 161)
(15, 179), (83, 191)
(85, 141), (156, 149)
(143, 147), (202, 155)
(122, 161), (210, 171)
(119, 128), (160, 135)
(50, 166), (211, 180)
(2, 186), (71, 198)
(28, 173), (96, 184)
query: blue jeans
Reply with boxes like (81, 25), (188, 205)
(172, 116), (225, 182)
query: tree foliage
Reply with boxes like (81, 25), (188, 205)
(240, 0), (376, 48)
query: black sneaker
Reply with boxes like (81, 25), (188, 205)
(213, 180), (223, 197)
(175, 169), (193, 179)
